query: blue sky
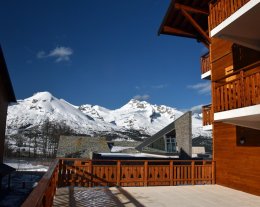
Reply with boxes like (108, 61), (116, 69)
(0, 0), (210, 110)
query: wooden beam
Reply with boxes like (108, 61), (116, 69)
(181, 9), (211, 44)
(162, 26), (196, 38)
(175, 3), (209, 15)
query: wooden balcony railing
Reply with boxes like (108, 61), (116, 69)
(209, 0), (250, 30)
(201, 52), (210, 75)
(202, 104), (213, 126)
(214, 61), (260, 112)
(22, 158), (216, 207)
(21, 159), (59, 207)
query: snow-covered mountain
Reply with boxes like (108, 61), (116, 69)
(6, 91), (211, 138)
(6, 92), (120, 136)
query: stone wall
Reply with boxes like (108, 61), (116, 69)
(175, 111), (192, 158)
(57, 136), (110, 159)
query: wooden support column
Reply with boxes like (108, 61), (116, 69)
(116, 160), (121, 186)
(162, 26), (197, 38)
(181, 9), (211, 44)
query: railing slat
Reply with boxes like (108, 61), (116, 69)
(209, 0), (250, 29)
(22, 159), (215, 207)
(214, 66), (260, 112)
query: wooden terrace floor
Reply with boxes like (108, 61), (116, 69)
(53, 185), (260, 207)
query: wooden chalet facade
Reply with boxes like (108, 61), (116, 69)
(159, 0), (260, 195)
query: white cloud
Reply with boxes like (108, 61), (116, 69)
(135, 86), (140, 90)
(152, 84), (167, 89)
(187, 82), (211, 95)
(36, 46), (73, 62)
(135, 84), (167, 90)
(36, 51), (46, 59)
(133, 94), (150, 101)
(190, 104), (203, 114)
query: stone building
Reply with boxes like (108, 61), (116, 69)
(57, 136), (110, 159)
(136, 111), (192, 159)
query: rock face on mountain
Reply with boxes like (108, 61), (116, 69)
(5, 92), (211, 157)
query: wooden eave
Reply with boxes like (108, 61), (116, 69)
(158, 0), (211, 47)
(0, 46), (16, 102)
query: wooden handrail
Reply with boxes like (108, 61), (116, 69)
(58, 158), (210, 163)
(21, 159), (59, 207)
(215, 60), (260, 83)
(214, 65), (260, 112)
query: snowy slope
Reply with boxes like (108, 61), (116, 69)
(79, 99), (211, 138)
(6, 92), (211, 138)
(6, 92), (120, 136)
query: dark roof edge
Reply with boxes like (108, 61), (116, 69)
(0, 45), (16, 102)
(158, 0), (175, 36)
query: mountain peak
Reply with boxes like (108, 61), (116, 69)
(29, 91), (54, 101)
(7, 92), (212, 139)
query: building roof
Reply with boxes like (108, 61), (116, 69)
(0, 46), (16, 102)
(158, 0), (211, 46)
(136, 111), (192, 155)
(136, 120), (176, 152)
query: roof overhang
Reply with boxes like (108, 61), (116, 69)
(0, 46), (16, 102)
(158, 0), (211, 47)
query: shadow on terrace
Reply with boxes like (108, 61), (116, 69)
(53, 186), (145, 207)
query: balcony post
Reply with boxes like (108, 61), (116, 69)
(144, 161), (148, 186)
(240, 70), (245, 107)
(212, 161), (216, 184)
(116, 160), (121, 186)
(170, 160), (173, 186)
(191, 161), (195, 185)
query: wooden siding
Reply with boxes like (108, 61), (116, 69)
(210, 38), (234, 82)
(214, 122), (260, 196)
(210, 37), (260, 112)
(209, 0), (250, 30)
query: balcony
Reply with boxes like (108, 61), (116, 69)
(202, 104), (213, 131)
(209, 0), (260, 51)
(213, 61), (260, 130)
(201, 52), (211, 80)
(21, 158), (215, 207)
